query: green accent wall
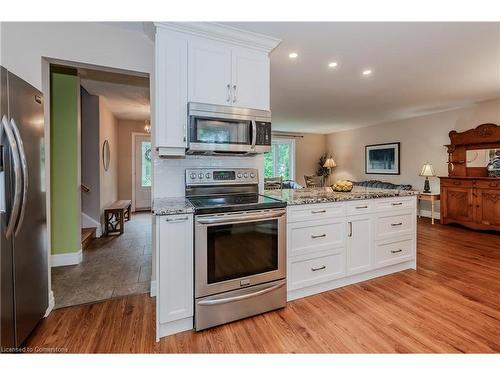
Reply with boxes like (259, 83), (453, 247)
(50, 68), (79, 255)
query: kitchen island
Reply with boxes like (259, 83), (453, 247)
(265, 187), (418, 301)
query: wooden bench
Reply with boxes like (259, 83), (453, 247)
(104, 200), (132, 235)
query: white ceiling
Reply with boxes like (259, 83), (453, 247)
(225, 22), (500, 133)
(79, 67), (150, 121)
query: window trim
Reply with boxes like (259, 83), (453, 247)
(265, 137), (296, 181)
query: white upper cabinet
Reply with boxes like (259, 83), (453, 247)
(231, 47), (270, 110)
(155, 28), (188, 157)
(154, 23), (281, 157)
(188, 38), (232, 106)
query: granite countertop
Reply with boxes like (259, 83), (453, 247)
(263, 186), (418, 206)
(152, 197), (194, 216)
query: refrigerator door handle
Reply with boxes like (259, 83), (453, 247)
(1, 115), (22, 239)
(10, 118), (28, 236)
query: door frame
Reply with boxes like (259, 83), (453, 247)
(42, 57), (152, 316)
(131, 132), (151, 212)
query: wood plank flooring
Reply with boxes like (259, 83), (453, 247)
(25, 218), (500, 353)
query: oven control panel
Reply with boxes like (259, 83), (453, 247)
(186, 168), (259, 186)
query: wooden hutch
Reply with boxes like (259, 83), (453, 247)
(440, 123), (500, 231)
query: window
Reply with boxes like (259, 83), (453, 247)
(141, 141), (152, 187)
(264, 138), (295, 180)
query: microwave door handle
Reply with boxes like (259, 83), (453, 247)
(251, 120), (257, 150)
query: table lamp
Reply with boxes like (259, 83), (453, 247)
(420, 162), (435, 193)
(323, 157), (337, 186)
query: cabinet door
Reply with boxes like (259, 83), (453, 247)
(231, 47), (270, 110)
(155, 29), (188, 155)
(346, 215), (373, 275)
(188, 38), (232, 106)
(442, 187), (474, 222)
(475, 189), (500, 228)
(158, 214), (193, 324)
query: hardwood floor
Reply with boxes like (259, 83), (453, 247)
(25, 218), (500, 353)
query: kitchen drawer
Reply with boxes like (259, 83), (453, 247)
(374, 237), (414, 267)
(288, 218), (345, 257)
(288, 249), (346, 291)
(376, 211), (414, 239)
(440, 179), (474, 188)
(346, 200), (373, 215)
(375, 197), (416, 212)
(474, 180), (500, 189)
(287, 202), (345, 223)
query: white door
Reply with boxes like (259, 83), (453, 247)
(188, 38), (232, 106)
(346, 215), (373, 275)
(231, 47), (270, 110)
(134, 134), (152, 210)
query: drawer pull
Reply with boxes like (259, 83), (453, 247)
(391, 249), (403, 254)
(391, 222), (403, 227)
(311, 209), (326, 214)
(391, 202), (403, 206)
(166, 216), (189, 222)
(311, 265), (326, 272)
(490, 183), (498, 187)
(355, 205), (368, 209)
(311, 234), (326, 239)
(453, 181), (461, 185)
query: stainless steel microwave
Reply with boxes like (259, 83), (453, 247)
(187, 102), (272, 155)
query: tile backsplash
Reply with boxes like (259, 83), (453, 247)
(153, 153), (264, 198)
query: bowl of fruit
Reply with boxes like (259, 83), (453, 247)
(331, 180), (353, 192)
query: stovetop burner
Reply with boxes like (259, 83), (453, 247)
(188, 193), (285, 215)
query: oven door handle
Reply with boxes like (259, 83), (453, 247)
(197, 281), (285, 306)
(197, 210), (285, 225)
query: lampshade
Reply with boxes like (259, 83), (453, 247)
(420, 162), (435, 177)
(323, 157), (337, 168)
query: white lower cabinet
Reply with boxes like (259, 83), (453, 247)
(287, 197), (417, 301)
(157, 214), (194, 339)
(346, 214), (373, 275)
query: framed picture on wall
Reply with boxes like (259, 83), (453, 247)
(365, 142), (400, 175)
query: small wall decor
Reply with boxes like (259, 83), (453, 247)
(102, 140), (110, 171)
(365, 142), (400, 175)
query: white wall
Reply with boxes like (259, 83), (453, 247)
(326, 98), (500, 212)
(99, 97), (119, 223)
(1, 22), (153, 91)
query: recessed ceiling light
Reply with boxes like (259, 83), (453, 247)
(288, 52), (298, 59)
(328, 62), (338, 68)
(362, 69), (372, 76)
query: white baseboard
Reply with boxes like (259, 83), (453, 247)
(150, 280), (157, 297)
(51, 249), (82, 267)
(418, 209), (441, 220)
(81, 212), (102, 237)
(44, 290), (55, 317)
(157, 317), (193, 341)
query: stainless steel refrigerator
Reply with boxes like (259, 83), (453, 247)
(0, 66), (47, 349)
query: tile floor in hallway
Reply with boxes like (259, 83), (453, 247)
(51, 212), (152, 309)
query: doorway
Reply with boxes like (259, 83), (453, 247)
(47, 61), (152, 309)
(133, 133), (152, 211)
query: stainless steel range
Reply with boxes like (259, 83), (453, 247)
(186, 168), (287, 331)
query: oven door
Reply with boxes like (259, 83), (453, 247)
(195, 209), (286, 298)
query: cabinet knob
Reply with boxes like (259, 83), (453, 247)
(226, 84), (231, 103)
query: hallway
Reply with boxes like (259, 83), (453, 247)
(51, 212), (152, 308)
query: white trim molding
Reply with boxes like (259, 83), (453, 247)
(150, 280), (157, 297)
(44, 290), (55, 318)
(51, 249), (83, 267)
(81, 212), (102, 237)
(154, 22), (281, 53)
